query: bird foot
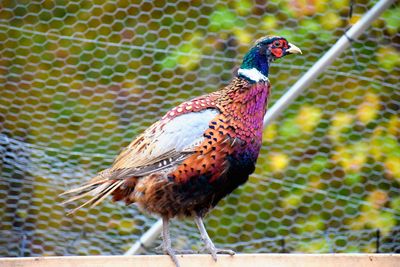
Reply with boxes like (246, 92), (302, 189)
(201, 243), (235, 261)
(163, 247), (181, 267)
(173, 249), (198, 254)
(162, 247), (198, 267)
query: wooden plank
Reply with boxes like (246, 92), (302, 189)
(1, 254), (399, 267)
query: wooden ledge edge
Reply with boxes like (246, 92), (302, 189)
(1, 253), (399, 267)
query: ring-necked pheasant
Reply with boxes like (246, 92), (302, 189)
(61, 36), (301, 266)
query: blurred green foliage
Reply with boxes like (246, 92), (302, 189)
(0, 0), (399, 255)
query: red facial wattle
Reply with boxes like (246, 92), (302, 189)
(270, 39), (290, 58)
(271, 47), (283, 58)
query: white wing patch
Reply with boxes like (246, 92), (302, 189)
(112, 108), (220, 170)
(238, 68), (269, 83)
(150, 109), (219, 156)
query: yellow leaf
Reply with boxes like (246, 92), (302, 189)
(352, 200), (395, 235)
(295, 215), (325, 235)
(329, 112), (353, 142)
(390, 197), (400, 213)
(369, 126), (384, 161)
(350, 15), (361, 25)
(262, 16), (278, 31)
(387, 115), (400, 137)
(368, 211), (396, 235)
(320, 12), (342, 30)
(309, 174), (322, 189)
(377, 46), (400, 71)
(281, 190), (303, 209)
(269, 152), (289, 172)
(315, 0), (328, 13)
(177, 45), (201, 70)
(332, 112), (353, 127)
(296, 105), (322, 133)
(233, 28), (252, 45)
(332, 142), (368, 173)
(263, 123), (277, 143)
(367, 190), (388, 209)
(234, 0), (252, 16)
(385, 156), (400, 181)
(295, 238), (329, 253)
(357, 92), (380, 124)
(332, 0), (349, 9)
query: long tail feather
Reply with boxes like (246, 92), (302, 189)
(61, 168), (128, 214)
(61, 180), (108, 205)
(90, 180), (124, 208)
(59, 178), (104, 197)
(61, 166), (141, 214)
(64, 180), (123, 215)
(67, 197), (95, 215)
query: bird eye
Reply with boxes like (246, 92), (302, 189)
(273, 41), (281, 47)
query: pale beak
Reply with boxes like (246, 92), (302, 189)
(286, 43), (302, 54)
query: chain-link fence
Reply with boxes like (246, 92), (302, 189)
(0, 0), (399, 257)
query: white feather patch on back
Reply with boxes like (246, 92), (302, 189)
(148, 109), (219, 156)
(238, 68), (269, 82)
(112, 108), (220, 170)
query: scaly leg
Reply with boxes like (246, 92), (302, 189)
(162, 216), (180, 267)
(194, 215), (235, 261)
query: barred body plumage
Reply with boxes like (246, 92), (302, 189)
(61, 35), (301, 267)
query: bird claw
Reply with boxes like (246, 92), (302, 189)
(162, 247), (198, 267)
(201, 242), (235, 261)
(212, 248), (235, 261)
(173, 249), (198, 254)
(164, 248), (181, 267)
(215, 248), (235, 255)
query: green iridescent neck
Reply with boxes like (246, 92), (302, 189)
(239, 47), (270, 77)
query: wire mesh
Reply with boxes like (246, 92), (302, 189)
(0, 0), (399, 257)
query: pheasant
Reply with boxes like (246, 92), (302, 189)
(61, 36), (301, 266)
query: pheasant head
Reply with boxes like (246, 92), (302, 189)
(238, 36), (302, 82)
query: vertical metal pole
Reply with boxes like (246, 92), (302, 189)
(124, 219), (162, 255)
(19, 232), (27, 257)
(325, 231), (334, 253)
(280, 237), (287, 253)
(124, 0), (394, 255)
(376, 229), (381, 253)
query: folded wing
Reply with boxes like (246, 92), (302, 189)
(61, 108), (220, 211)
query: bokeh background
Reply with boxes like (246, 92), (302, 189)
(0, 0), (399, 256)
